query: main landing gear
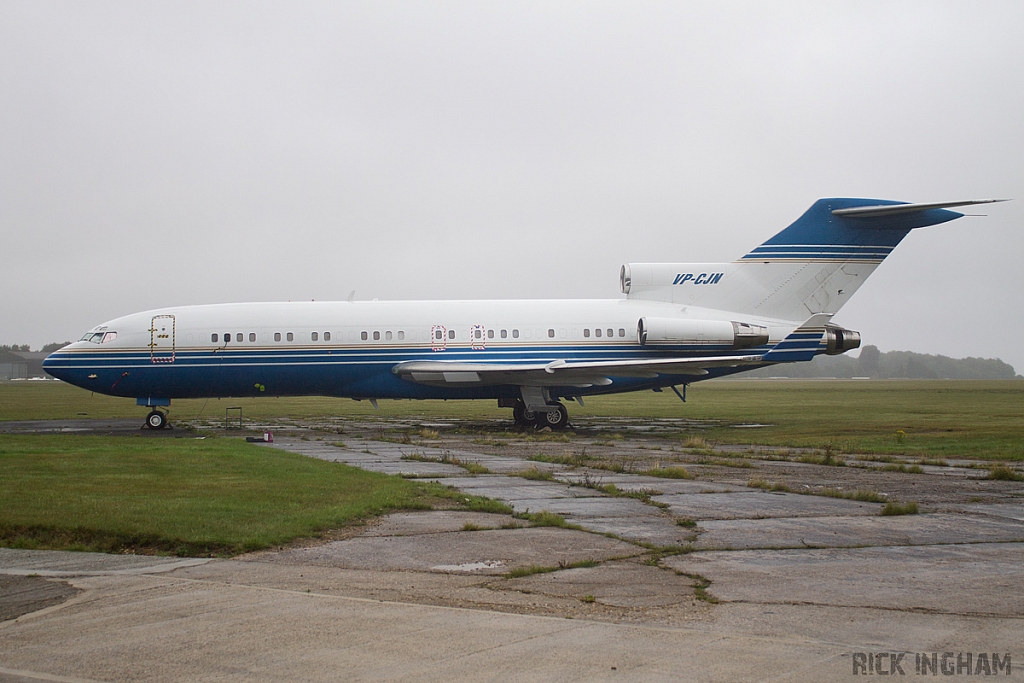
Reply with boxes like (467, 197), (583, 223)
(513, 400), (569, 430)
(145, 410), (168, 430)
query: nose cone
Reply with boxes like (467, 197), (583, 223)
(41, 343), (75, 381)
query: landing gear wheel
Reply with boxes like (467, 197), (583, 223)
(535, 403), (569, 430)
(513, 402), (537, 427)
(145, 410), (167, 430)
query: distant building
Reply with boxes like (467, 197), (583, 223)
(0, 351), (51, 380)
(0, 349), (28, 380)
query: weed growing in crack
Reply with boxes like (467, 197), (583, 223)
(881, 501), (920, 515)
(987, 464), (1024, 481)
(515, 467), (555, 481)
(643, 465), (693, 479)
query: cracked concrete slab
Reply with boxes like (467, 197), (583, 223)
(243, 523), (636, 576)
(0, 549), (212, 577)
(503, 560), (698, 609)
(964, 502), (1024, 522)
(656, 490), (882, 520)
(360, 510), (520, 536)
(555, 472), (734, 494)
(0, 576), (80, 623)
(694, 512), (1024, 550)
(666, 543), (1024, 615)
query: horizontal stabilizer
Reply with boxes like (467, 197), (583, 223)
(831, 199), (1006, 218)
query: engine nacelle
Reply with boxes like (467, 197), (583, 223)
(637, 317), (769, 349)
(824, 325), (861, 355)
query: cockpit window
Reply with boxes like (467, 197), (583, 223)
(81, 332), (105, 343)
(101, 332), (117, 343)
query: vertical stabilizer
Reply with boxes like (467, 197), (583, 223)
(622, 198), (989, 322)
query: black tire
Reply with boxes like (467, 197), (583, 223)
(536, 403), (569, 430)
(513, 402), (537, 427)
(146, 411), (167, 430)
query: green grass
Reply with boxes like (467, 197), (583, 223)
(514, 510), (580, 529)
(881, 501), (920, 516)
(400, 451), (491, 475)
(748, 478), (887, 503)
(819, 488), (887, 503)
(684, 573), (720, 603)
(515, 466), (556, 481)
(987, 464), (1024, 481)
(0, 434), (485, 556)
(2, 379), (1023, 459)
(642, 465), (693, 479)
(747, 478), (792, 493)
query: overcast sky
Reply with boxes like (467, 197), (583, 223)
(1, 1), (1021, 371)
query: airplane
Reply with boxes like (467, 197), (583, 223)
(42, 197), (1004, 430)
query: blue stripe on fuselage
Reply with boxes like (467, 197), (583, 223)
(43, 342), (774, 401)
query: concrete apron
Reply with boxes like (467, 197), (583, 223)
(2, 435), (1023, 681)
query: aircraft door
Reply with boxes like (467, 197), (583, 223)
(150, 315), (176, 363)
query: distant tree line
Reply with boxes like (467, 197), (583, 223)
(747, 345), (1020, 380)
(1, 342), (71, 354)
(1, 342), (1019, 379)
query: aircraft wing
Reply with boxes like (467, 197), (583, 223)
(392, 354), (764, 388)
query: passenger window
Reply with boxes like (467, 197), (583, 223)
(385, 331), (392, 341)
(312, 332), (319, 341)
(512, 329), (519, 338)
(212, 333), (219, 343)
(361, 331), (368, 341)
(224, 332), (231, 343)
(584, 329), (590, 338)
(487, 329), (494, 339)
(324, 332), (331, 341)
(373, 331), (380, 340)
(274, 332), (281, 342)
(475, 329), (482, 339)
(548, 329), (554, 338)
(435, 329), (443, 340)
(595, 328), (602, 337)
(397, 331), (404, 340)
(249, 333), (256, 342)
(501, 329), (507, 339)
(618, 328), (625, 337)
(235, 333), (242, 342)
(286, 332), (294, 342)
(448, 330), (455, 340)
(607, 329), (614, 338)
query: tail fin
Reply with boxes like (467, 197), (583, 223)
(623, 198), (1002, 322)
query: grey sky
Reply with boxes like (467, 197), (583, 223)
(2, 2), (1022, 371)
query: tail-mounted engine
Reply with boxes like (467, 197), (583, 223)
(638, 317), (769, 350)
(824, 325), (861, 355)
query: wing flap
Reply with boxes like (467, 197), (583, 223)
(393, 354), (763, 387)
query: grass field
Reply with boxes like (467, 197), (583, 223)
(1, 380), (1021, 556)
(0, 434), (502, 556)
(2, 379), (1022, 459)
